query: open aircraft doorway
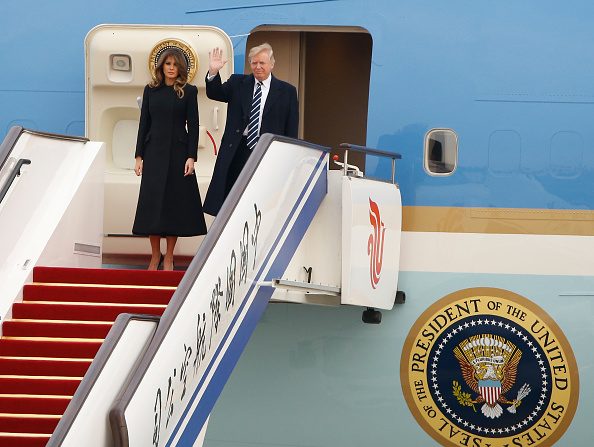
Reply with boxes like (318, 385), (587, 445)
(85, 25), (233, 264)
(246, 26), (372, 172)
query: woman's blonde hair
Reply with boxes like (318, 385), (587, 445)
(149, 48), (188, 98)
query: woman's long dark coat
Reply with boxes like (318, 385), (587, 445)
(133, 83), (207, 236)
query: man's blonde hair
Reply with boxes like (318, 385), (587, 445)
(248, 43), (275, 64)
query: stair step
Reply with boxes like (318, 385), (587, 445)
(0, 432), (51, 447)
(23, 283), (175, 305)
(0, 395), (70, 415)
(12, 301), (166, 321)
(3, 319), (113, 338)
(0, 414), (59, 434)
(0, 265), (182, 441)
(33, 266), (184, 287)
(0, 376), (81, 395)
(0, 357), (91, 376)
(0, 338), (102, 359)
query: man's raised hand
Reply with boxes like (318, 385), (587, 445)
(208, 47), (227, 76)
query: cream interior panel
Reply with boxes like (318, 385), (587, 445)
(85, 24), (233, 255)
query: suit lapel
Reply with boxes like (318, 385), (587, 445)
(241, 74), (255, 123)
(262, 75), (280, 118)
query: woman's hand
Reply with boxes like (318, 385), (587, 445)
(134, 157), (143, 176)
(184, 158), (195, 176)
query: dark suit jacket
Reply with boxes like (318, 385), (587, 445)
(203, 73), (299, 215)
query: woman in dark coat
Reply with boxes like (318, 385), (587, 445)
(133, 47), (207, 270)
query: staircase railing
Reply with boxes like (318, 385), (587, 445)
(0, 127), (101, 321)
(47, 314), (161, 447)
(0, 126), (24, 172)
(0, 158), (31, 204)
(0, 127), (90, 204)
(0, 127), (89, 171)
(106, 134), (329, 446)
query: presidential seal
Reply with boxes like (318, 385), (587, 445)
(400, 288), (578, 447)
(149, 38), (198, 82)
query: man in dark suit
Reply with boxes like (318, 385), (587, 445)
(203, 43), (299, 216)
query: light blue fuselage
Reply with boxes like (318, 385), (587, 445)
(1, 1), (593, 446)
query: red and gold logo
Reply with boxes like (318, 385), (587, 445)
(367, 197), (385, 289)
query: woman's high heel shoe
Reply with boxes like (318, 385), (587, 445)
(148, 253), (163, 271)
(163, 256), (174, 271)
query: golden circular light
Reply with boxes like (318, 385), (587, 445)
(148, 38), (198, 83)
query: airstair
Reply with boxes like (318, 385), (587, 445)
(0, 128), (402, 446)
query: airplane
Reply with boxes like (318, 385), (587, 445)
(0, 1), (592, 446)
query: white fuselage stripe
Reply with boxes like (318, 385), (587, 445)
(400, 232), (594, 276)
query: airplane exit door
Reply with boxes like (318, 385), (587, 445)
(246, 26), (372, 171)
(85, 25), (234, 259)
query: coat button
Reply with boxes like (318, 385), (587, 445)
(229, 144), (233, 147)
(235, 129), (240, 133)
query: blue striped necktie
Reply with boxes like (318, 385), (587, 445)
(246, 81), (263, 151)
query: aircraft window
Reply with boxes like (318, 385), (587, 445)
(424, 129), (457, 175)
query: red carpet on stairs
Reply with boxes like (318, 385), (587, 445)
(0, 266), (184, 447)
(32, 266), (184, 287)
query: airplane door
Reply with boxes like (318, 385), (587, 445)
(85, 25), (233, 258)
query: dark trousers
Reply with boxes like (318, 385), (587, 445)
(224, 137), (252, 198)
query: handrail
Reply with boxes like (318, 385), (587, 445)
(109, 133), (330, 446)
(22, 128), (90, 143)
(1, 126), (89, 173)
(339, 142), (402, 184)
(339, 142), (402, 160)
(47, 314), (161, 447)
(0, 126), (92, 203)
(0, 126), (89, 169)
(0, 158), (31, 203)
(0, 126), (24, 172)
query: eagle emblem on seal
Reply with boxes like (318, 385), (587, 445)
(453, 334), (531, 419)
